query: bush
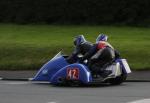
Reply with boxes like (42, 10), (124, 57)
(0, 0), (150, 26)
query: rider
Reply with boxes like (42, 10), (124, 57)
(66, 35), (93, 63)
(81, 34), (118, 77)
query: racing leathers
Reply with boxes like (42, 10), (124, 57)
(66, 41), (93, 63)
(82, 41), (118, 77)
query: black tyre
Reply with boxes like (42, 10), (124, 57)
(108, 74), (127, 85)
(56, 77), (84, 87)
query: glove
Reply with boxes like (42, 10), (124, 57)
(78, 57), (84, 63)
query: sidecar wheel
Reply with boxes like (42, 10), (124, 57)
(66, 80), (85, 86)
(56, 79), (84, 87)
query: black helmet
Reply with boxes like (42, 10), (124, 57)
(74, 35), (86, 46)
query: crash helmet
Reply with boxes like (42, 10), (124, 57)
(74, 35), (86, 46)
(96, 34), (108, 43)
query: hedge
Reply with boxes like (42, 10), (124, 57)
(0, 0), (150, 26)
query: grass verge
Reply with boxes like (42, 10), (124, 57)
(0, 24), (150, 70)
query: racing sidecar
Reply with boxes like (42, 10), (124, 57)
(32, 52), (131, 86)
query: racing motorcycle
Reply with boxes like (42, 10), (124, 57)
(32, 52), (131, 86)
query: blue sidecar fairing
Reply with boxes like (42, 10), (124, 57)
(32, 54), (93, 85)
(32, 56), (69, 81)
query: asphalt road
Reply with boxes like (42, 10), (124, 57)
(1, 70), (150, 80)
(0, 81), (150, 103)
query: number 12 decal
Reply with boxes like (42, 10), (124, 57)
(67, 68), (79, 80)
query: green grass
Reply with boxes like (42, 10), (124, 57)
(0, 24), (150, 70)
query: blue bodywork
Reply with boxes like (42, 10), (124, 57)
(50, 63), (92, 84)
(33, 52), (131, 85)
(32, 54), (93, 84)
(32, 56), (69, 81)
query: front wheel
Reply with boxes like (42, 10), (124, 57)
(108, 74), (127, 85)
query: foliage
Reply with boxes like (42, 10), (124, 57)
(0, 0), (150, 26)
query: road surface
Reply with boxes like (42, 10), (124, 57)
(0, 80), (150, 103)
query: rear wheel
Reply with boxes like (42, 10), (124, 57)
(108, 74), (127, 85)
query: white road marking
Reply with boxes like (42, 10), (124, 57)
(32, 81), (50, 84)
(0, 81), (51, 85)
(128, 99), (150, 103)
(0, 81), (29, 85)
(47, 101), (57, 103)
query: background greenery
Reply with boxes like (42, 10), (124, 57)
(0, 24), (149, 70)
(0, 0), (150, 26)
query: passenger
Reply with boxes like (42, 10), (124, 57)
(81, 34), (120, 77)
